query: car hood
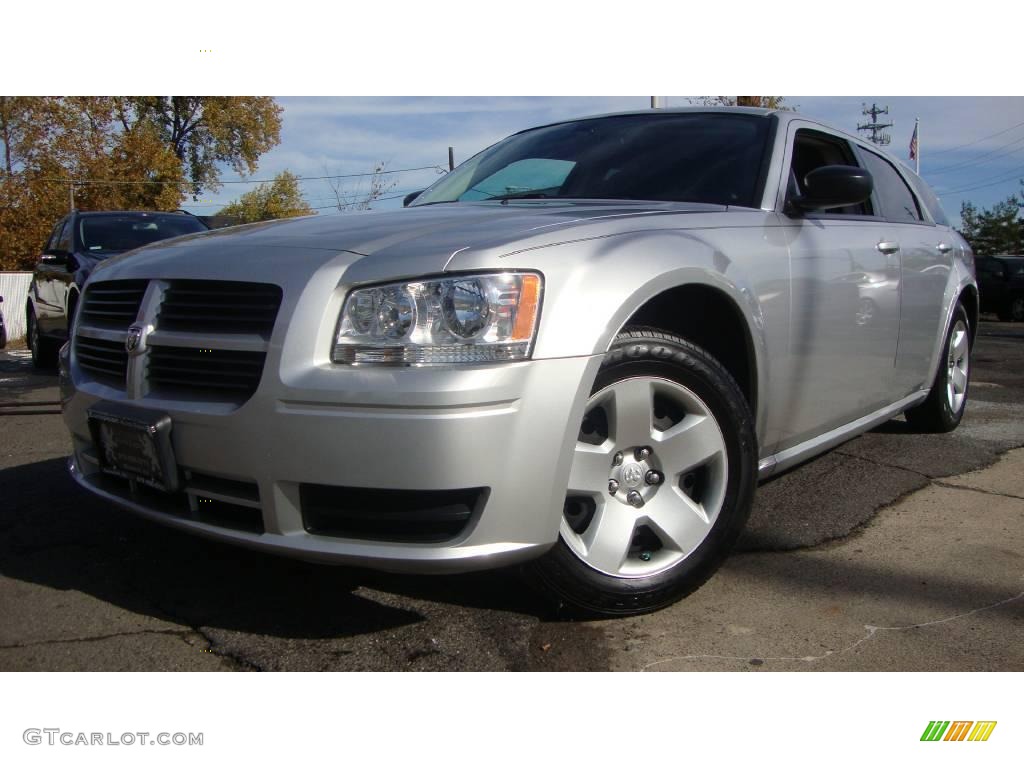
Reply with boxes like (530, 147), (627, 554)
(90, 200), (729, 284)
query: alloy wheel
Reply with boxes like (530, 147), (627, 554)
(946, 319), (969, 414)
(561, 377), (728, 578)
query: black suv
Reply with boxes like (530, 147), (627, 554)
(27, 210), (208, 368)
(976, 255), (1024, 322)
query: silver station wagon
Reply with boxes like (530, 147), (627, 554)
(61, 108), (977, 616)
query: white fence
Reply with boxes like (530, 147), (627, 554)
(0, 272), (33, 342)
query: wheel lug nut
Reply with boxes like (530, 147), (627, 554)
(645, 470), (663, 485)
(612, 452), (624, 466)
(626, 490), (644, 508)
(608, 479), (619, 494)
(634, 446), (652, 461)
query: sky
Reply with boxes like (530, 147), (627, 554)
(192, 97), (1024, 227)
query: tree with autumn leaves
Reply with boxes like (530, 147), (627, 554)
(218, 171), (315, 223)
(0, 97), (282, 270)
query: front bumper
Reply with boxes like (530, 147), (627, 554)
(63, 347), (602, 574)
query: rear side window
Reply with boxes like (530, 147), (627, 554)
(909, 175), (950, 226)
(860, 151), (924, 224)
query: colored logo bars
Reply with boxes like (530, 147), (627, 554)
(921, 721), (997, 742)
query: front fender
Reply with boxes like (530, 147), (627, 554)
(464, 217), (789, 449)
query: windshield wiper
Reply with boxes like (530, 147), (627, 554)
(488, 192), (553, 202)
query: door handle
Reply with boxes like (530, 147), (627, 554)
(936, 242), (953, 254)
(876, 242), (900, 254)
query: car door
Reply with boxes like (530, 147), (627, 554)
(772, 124), (902, 450)
(33, 217), (70, 330)
(859, 150), (951, 395)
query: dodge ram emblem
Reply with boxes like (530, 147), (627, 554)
(125, 324), (146, 356)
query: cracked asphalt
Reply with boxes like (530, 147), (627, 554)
(1, 321), (1022, 671)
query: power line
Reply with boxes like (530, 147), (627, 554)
(928, 119), (1024, 157)
(938, 165), (1024, 196)
(0, 164), (447, 186)
(925, 134), (1024, 175)
(180, 188), (423, 210)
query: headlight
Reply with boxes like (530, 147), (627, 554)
(333, 272), (542, 365)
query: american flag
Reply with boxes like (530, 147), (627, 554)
(909, 122), (919, 161)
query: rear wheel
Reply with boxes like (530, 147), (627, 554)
(526, 328), (757, 617)
(905, 303), (970, 433)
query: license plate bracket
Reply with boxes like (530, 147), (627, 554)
(87, 401), (179, 492)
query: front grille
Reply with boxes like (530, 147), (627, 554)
(75, 278), (281, 404)
(74, 336), (129, 384)
(78, 280), (147, 327)
(147, 345), (268, 398)
(300, 485), (487, 543)
(157, 280), (282, 337)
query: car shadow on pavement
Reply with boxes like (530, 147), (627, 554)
(0, 355), (59, 404)
(0, 457), (552, 642)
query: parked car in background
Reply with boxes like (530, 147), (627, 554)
(27, 211), (208, 369)
(976, 255), (1024, 321)
(61, 109), (977, 616)
(0, 296), (7, 349)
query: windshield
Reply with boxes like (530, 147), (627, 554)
(78, 214), (206, 255)
(412, 113), (771, 208)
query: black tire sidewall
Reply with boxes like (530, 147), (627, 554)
(529, 330), (758, 616)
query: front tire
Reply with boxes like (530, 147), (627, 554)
(526, 328), (757, 617)
(27, 308), (58, 370)
(905, 303), (971, 433)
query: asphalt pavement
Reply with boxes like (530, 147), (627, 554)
(1, 322), (1022, 671)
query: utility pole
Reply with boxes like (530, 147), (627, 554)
(857, 103), (893, 146)
(448, 147), (455, 172)
(69, 182), (75, 212)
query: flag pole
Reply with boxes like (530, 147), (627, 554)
(915, 117), (920, 175)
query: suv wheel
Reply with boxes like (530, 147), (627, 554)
(526, 328), (757, 617)
(27, 309), (57, 370)
(905, 304), (970, 433)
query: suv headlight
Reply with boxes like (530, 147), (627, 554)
(332, 272), (542, 365)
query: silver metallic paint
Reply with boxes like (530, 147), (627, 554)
(63, 109), (976, 571)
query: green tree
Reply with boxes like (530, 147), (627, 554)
(959, 194), (1023, 256)
(217, 171), (315, 223)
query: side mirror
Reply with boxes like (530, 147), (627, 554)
(42, 250), (69, 265)
(403, 191), (424, 207)
(790, 165), (873, 212)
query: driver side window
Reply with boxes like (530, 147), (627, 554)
(788, 130), (873, 217)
